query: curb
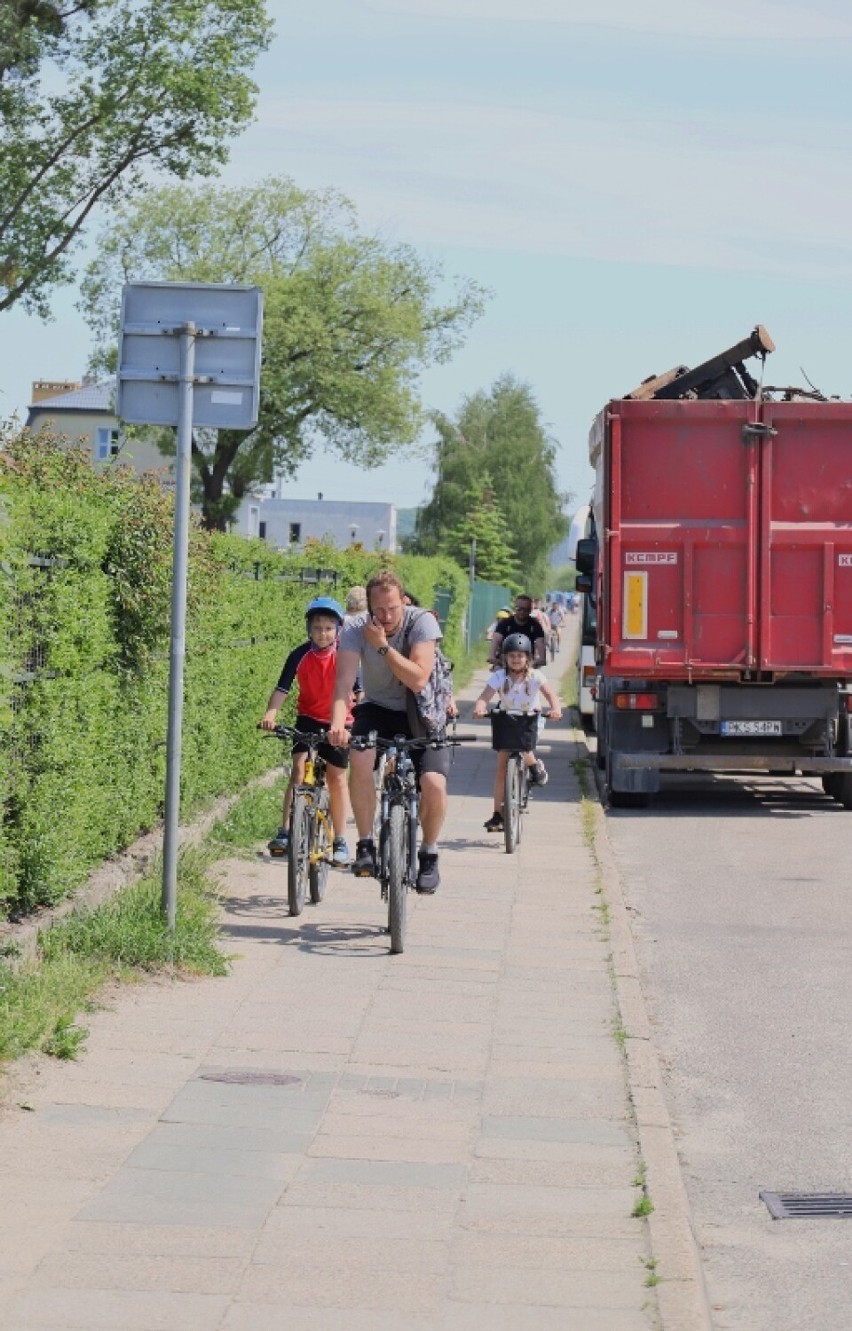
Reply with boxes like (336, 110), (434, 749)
(589, 760), (714, 1331)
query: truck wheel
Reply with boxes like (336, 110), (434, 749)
(822, 773), (841, 800)
(833, 773), (852, 809)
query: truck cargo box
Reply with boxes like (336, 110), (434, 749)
(590, 399), (852, 681)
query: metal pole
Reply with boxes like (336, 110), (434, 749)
(466, 538), (476, 653)
(162, 323), (196, 929)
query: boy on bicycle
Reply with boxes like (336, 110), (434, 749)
(472, 631), (562, 833)
(259, 596), (352, 866)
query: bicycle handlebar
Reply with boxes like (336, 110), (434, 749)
(264, 723), (332, 745)
(349, 730), (477, 752)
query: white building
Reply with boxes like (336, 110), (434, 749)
(234, 495), (397, 553)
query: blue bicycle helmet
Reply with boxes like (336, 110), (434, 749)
(305, 595), (344, 627)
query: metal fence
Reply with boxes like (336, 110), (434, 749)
(466, 580), (513, 650)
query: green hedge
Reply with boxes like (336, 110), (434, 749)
(0, 434), (470, 919)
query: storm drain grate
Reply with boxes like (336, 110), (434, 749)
(760, 1191), (852, 1220)
(199, 1071), (303, 1086)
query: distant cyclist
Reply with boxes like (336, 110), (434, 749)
(473, 632), (562, 832)
(489, 594), (546, 668)
(547, 600), (566, 646)
(260, 596), (352, 866)
(485, 606), (512, 641)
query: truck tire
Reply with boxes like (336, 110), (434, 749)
(833, 773), (852, 809)
(822, 773), (841, 800)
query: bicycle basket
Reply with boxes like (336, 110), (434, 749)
(489, 711), (539, 752)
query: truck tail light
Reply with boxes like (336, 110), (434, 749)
(845, 695), (852, 714)
(582, 665), (596, 682)
(614, 692), (661, 711)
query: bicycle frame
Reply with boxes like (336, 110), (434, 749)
(376, 738), (419, 896)
(350, 727), (476, 953)
(271, 724), (337, 911)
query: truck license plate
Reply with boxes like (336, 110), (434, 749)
(721, 720), (782, 736)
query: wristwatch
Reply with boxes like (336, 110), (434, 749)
(377, 644), (390, 657)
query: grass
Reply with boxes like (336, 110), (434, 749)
(560, 647), (579, 711)
(207, 782), (283, 854)
(453, 637), (491, 691)
(0, 779), (285, 1071)
(632, 1190), (655, 1219)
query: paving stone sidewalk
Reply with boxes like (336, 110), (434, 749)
(0, 635), (665, 1330)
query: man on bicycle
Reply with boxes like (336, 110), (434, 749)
(488, 593), (546, 668)
(329, 570), (454, 895)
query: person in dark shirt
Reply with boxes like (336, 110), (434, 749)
(259, 596), (352, 865)
(488, 593), (546, 667)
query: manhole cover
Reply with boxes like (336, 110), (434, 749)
(199, 1071), (303, 1086)
(362, 1088), (401, 1099)
(760, 1191), (852, 1220)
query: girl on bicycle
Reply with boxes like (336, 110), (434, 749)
(472, 632), (562, 833)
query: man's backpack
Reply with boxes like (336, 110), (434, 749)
(402, 611), (454, 738)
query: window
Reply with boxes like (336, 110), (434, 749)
(289, 522), (301, 544)
(96, 427), (120, 461)
(259, 521), (267, 540)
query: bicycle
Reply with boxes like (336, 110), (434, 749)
(548, 627), (559, 662)
(488, 710), (540, 854)
(350, 728), (476, 955)
(271, 723), (338, 916)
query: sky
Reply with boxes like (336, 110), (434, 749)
(4, 0), (852, 513)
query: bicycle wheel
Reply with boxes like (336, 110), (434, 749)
(387, 802), (407, 954)
(309, 786), (331, 904)
(407, 792), (419, 883)
(503, 755), (522, 854)
(287, 793), (311, 916)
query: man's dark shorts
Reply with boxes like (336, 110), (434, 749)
(293, 714), (349, 769)
(350, 702), (450, 779)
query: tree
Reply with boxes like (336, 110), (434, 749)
(443, 479), (520, 587)
(81, 177), (489, 528)
(0, 0), (272, 317)
(414, 375), (570, 590)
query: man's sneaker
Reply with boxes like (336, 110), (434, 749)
(268, 827), (290, 857)
(332, 836), (350, 867)
(529, 760), (549, 787)
(484, 811), (504, 832)
(416, 850), (440, 894)
(351, 838), (376, 878)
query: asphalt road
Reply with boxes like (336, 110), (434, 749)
(590, 761), (852, 1331)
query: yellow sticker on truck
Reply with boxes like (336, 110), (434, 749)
(623, 570), (647, 640)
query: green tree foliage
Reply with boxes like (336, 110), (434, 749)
(443, 478), (520, 587)
(0, 0), (272, 316)
(414, 374), (571, 591)
(80, 177), (489, 529)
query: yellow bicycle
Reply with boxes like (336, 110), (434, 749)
(273, 724), (336, 916)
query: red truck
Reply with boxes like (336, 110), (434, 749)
(579, 330), (852, 808)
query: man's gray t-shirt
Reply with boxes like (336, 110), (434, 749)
(339, 607), (441, 711)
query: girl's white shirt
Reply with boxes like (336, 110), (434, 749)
(484, 667), (548, 714)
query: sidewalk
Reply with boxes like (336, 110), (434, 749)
(0, 633), (702, 1330)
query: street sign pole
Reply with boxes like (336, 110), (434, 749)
(116, 281), (263, 933)
(162, 323), (197, 930)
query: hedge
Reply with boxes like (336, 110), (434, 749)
(0, 432), (469, 919)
